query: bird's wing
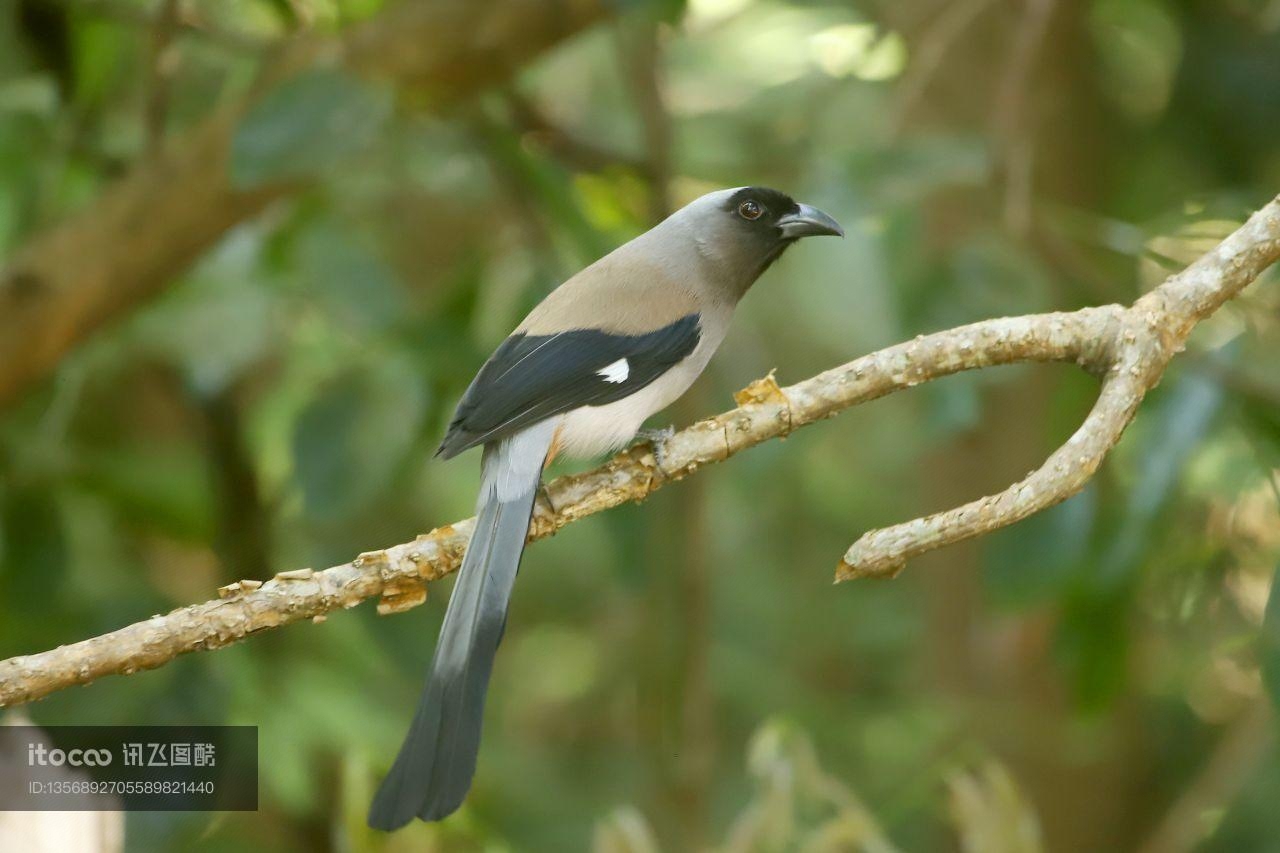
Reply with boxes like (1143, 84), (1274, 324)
(436, 313), (701, 459)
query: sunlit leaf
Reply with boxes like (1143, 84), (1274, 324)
(0, 75), (59, 117)
(725, 720), (902, 853)
(593, 806), (663, 853)
(809, 24), (906, 81)
(947, 761), (1044, 853)
(1090, 0), (1182, 121)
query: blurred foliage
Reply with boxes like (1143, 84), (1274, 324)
(231, 68), (393, 188)
(1, 0), (1280, 850)
(946, 761), (1042, 853)
(593, 721), (1044, 853)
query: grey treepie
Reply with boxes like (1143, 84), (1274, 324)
(368, 186), (843, 830)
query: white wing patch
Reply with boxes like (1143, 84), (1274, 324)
(597, 358), (630, 384)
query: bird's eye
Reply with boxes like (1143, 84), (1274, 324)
(738, 200), (763, 220)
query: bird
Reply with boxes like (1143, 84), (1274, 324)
(368, 186), (843, 830)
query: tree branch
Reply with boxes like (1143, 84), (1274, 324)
(0, 195), (1276, 710)
(0, 0), (607, 411)
(841, 194), (1280, 578)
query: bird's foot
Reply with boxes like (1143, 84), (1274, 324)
(537, 483), (556, 516)
(637, 425), (675, 468)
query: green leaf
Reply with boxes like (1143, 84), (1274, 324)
(1094, 367), (1227, 589)
(76, 446), (216, 542)
(652, 0), (687, 25)
(0, 484), (67, 603)
(296, 221), (407, 334)
(985, 486), (1097, 609)
(70, 17), (125, 108)
(230, 67), (392, 189)
(929, 235), (1055, 329)
(1057, 364), (1229, 708)
(1089, 0), (1182, 121)
(291, 355), (427, 520)
(129, 231), (276, 396)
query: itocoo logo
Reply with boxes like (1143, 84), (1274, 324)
(27, 743), (112, 767)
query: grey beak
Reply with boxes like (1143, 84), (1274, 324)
(776, 203), (844, 239)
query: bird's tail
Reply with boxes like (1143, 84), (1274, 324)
(368, 425), (554, 830)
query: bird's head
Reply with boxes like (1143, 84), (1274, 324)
(667, 186), (843, 295)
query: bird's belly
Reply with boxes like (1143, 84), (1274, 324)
(555, 352), (709, 460)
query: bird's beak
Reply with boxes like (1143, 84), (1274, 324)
(776, 203), (844, 239)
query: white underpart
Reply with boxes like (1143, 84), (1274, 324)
(556, 310), (732, 459)
(597, 358), (630, 383)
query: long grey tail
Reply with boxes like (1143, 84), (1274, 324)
(368, 428), (552, 830)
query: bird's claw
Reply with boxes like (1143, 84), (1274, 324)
(537, 483), (553, 511)
(637, 425), (675, 468)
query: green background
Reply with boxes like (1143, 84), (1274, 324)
(1, 0), (1279, 850)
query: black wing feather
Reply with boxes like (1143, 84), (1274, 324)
(437, 314), (701, 458)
